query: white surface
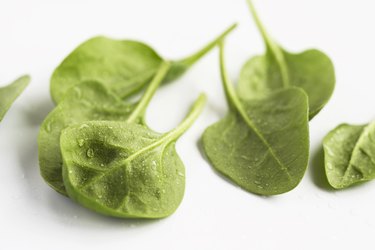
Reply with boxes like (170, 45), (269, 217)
(0, 0), (374, 249)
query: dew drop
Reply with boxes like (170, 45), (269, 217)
(177, 172), (184, 177)
(87, 148), (94, 158)
(78, 139), (84, 147)
(45, 122), (52, 132)
(79, 124), (89, 129)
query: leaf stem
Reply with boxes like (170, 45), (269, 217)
(219, 42), (241, 111)
(164, 93), (207, 141)
(177, 23), (238, 67)
(246, 0), (273, 50)
(246, 0), (289, 87)
(126, 61), (170, 123)
(219, 42), (292, 179)
(164, 23), (238, 83)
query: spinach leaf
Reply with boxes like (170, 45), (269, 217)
(237, 0), (335, 119)
(39, 62), (170, 195)
(323, 123), (375, 189)
(201, 42), (309, 195)
(60, 94), (206, 218)
(51, 24), (237, 104)
(0, 75), (29, 121)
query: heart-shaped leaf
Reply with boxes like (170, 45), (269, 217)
(237, 0), (335, 119)
(324, 122), (375, 189)
(51, 24), (236, 103)
(60, 94), (206, 218)
(39, 62), (170, 195)
(202, 42), (309, 195)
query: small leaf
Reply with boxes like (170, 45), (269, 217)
(202, 42), (309, 195)
(51, 24), (237, 103)
(323, 123), (375, 189)
(61, 94), (206, 218)
(237, 0), (335, 119)
(0, 75), (30, 121)
(39, 62), (170, 195)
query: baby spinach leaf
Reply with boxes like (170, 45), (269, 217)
(202, 42), (309, 195)
(51, 24), (237, 103)
(39, 62), (170, 195)
(60, 94), (206, 218)
(323, 122), (375, 189)
(0, 75), (29, 121)
(237, 0), (335, 119)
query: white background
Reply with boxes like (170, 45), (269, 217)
(0, 0), (374, 249)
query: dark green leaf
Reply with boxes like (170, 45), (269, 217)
(39, 62), (170, 195)
(60, 94), (206, 218)
(51, 24), (237, 103)
(202, 43), (309, 195)
(237, 0), (335, 119)
(323, 123), (375, 189)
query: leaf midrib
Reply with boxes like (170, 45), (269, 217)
(78, 132), (173, 191)
(233, 100), (293, 181)
(342, 124), (373, 182)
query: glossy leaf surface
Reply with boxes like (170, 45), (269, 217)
(39, 63), (170, 195)
(61, 94), (206, 218)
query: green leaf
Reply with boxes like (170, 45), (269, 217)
(323, 123), (375, 189)
(237, 0), (335, 119)
(0, 75), (29, 121)
(202, 42), (309, 195)
(51, 24), (237, 104)
(60, 94), (206, 218)
(39, 62), (170, 195)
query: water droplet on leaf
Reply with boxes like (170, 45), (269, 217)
(87, 148), (94, 158)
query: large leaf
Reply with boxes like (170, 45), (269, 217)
(51, 24), (236, 103)
(0, 75), (29, 121)
(60, 95), (206, 218)
(202, 43), (309, 195)
(237, 0), (335, 119)
(323, 123), (375, 189)
(39, 62), (170, 195)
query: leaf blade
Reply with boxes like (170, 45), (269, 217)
(0, 75), (30, 121)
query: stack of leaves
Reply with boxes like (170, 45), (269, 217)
(38, 26), (236, 218)
(202, 0), (335, 195)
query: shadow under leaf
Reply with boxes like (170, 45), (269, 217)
(309, 146), (335, 191)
